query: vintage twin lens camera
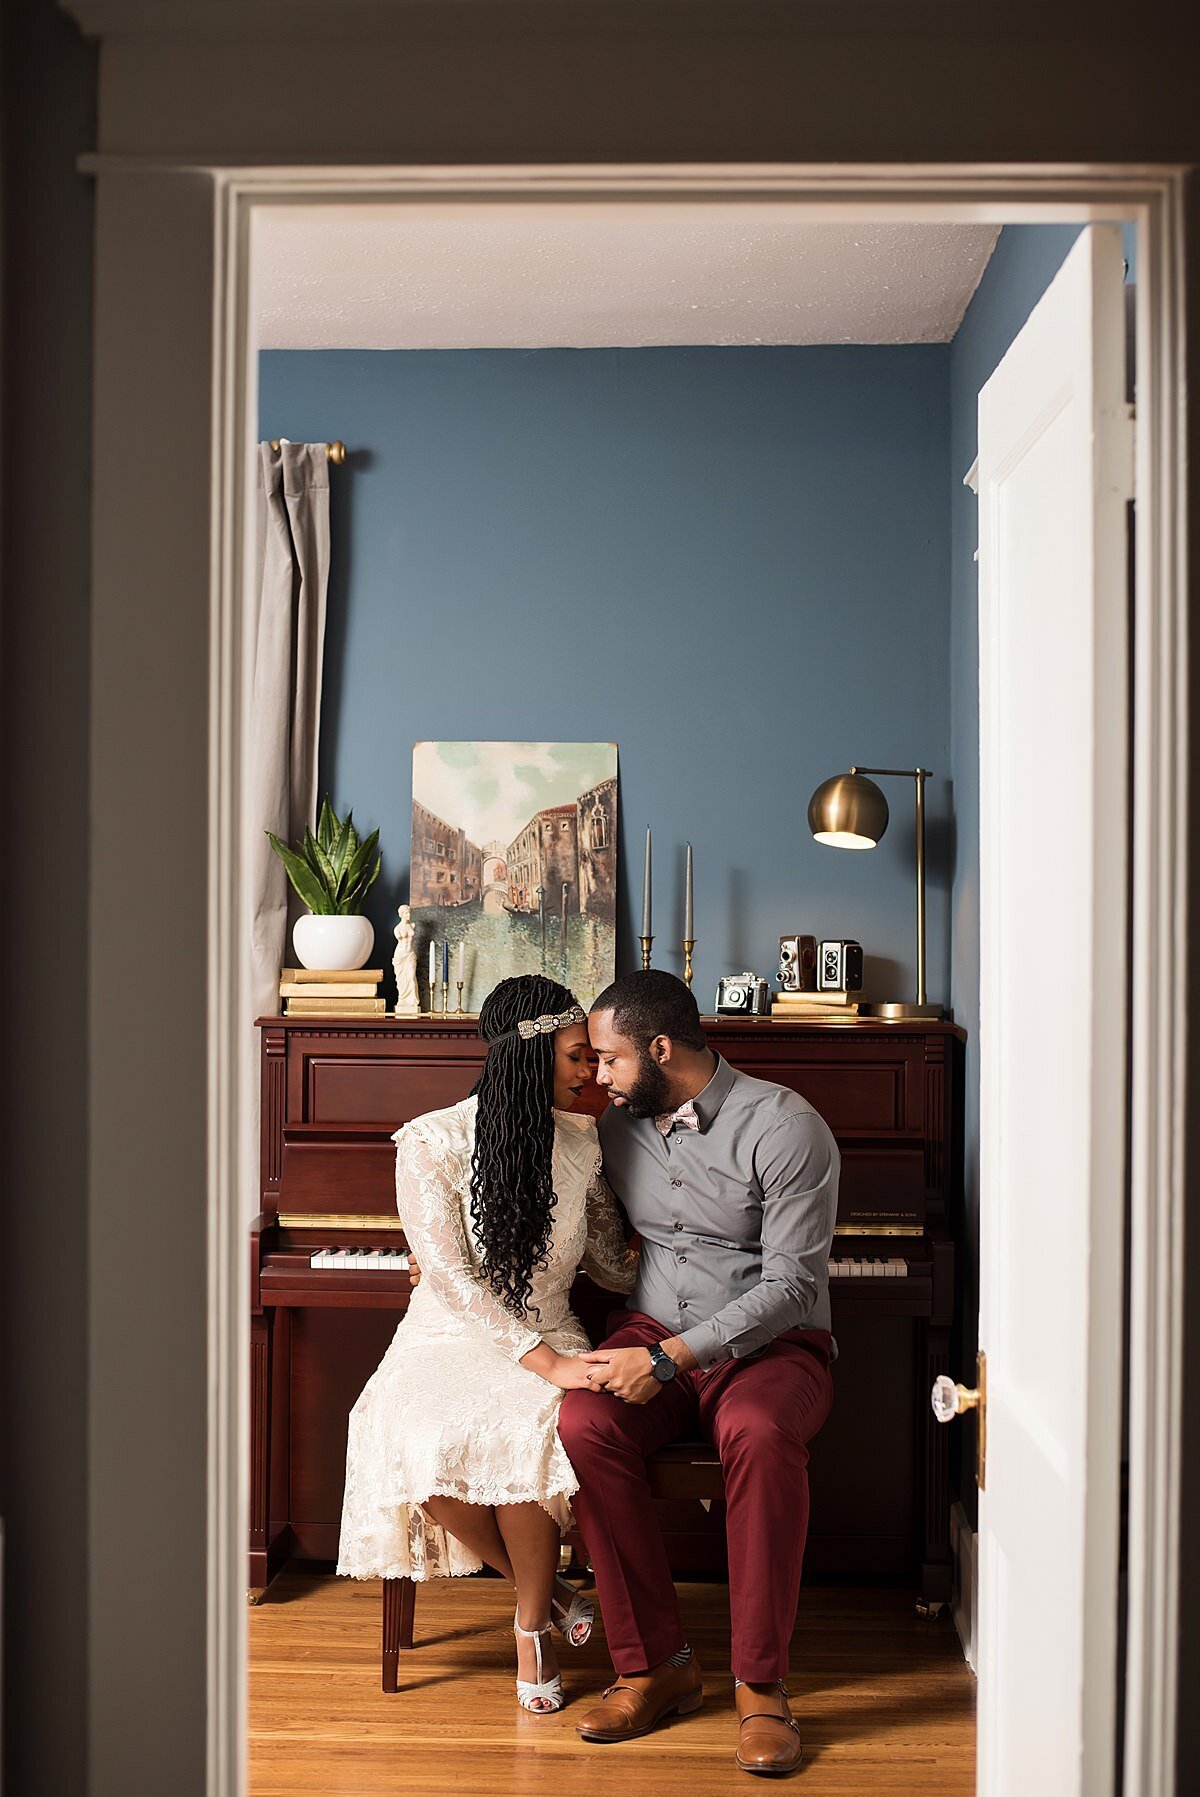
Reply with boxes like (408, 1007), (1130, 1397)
(817, 939), (864, 993)
(715, 971), (772, 1016)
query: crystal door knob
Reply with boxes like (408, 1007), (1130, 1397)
(931, 1374), (981, 1423)
(930, 1352), (988, 1490)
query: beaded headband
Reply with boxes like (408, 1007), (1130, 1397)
(489, 1003), (587, 1046)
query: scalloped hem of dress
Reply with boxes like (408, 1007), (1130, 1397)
(336, 1480), (577, 1582)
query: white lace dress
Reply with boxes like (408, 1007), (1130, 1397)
(337, 1095), (636, 1581)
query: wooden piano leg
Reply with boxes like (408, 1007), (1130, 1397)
(249, 1309), (272, 1600)
(382, 1577), (417, 1690)
(919, 1315), (954, 1614)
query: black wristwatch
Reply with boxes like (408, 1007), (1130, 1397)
(647, 1342), (678, 1383)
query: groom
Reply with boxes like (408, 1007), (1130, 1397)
(559, 969), (839, 1778)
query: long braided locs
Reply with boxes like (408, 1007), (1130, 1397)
(470, 974), (580, 1317)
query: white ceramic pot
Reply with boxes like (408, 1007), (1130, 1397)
(292, 912), (375, 971)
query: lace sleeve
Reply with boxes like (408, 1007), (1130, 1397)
(395, 1127), (542, 1362)
(579, 1158), (640, 1294)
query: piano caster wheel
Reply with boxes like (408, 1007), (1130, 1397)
(248, 1588), (265, 1606)
(915, 1599), (945, 1620)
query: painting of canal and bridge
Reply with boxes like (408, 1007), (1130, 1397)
(410, 741), (618, 1013)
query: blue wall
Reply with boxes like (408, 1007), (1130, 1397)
(260, 345), (952, 1010)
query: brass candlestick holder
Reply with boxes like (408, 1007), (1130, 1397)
(455, 980), (464, 1015)
(428, 980), (441, 1016)
(639, 935), (653, 971)
(682, 939), (695, 988)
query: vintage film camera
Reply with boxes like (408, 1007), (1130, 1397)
(817, 938), (864, 993)
(715, 971), (772, 1016)
(777, 934), (818, 992)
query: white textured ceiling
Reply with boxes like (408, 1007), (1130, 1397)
(253, 205), (1000, 349)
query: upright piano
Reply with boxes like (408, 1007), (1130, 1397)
(250, 1015), (964, 1606)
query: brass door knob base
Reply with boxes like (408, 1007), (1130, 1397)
(931, 1351), (987, 1489)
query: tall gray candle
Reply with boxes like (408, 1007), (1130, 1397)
(641, 827), (652, 938)
(684, 842), (694, 940)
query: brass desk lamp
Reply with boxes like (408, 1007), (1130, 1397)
(807, 766), (945, 1020)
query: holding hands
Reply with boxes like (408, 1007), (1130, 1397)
(578, 1347), (662, 1405)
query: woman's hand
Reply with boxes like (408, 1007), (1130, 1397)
(518, 1340), (595, 1389)
(544, 1353), (598, 1391)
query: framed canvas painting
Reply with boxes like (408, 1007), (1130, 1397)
(410, 741), (618, 1012)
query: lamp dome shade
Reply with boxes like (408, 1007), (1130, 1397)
(807, 773), (889, 849)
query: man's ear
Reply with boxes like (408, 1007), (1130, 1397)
(649, 1033), (672, 1066)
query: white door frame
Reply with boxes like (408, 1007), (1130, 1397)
(91, 160), (1189, 1796)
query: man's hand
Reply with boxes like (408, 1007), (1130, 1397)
(579, 1346), (661, 1405)
(407, 1249), (421, 1290)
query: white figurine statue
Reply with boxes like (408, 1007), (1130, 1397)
(392, 904), (421, 1016)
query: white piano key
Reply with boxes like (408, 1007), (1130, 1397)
(309, 1248), (328, 1269)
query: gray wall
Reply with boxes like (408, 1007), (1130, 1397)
(0, 2), (96, 1793)
(260, 345), (953, 1010)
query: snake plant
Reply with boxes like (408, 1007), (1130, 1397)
(267, 798), (382, 915)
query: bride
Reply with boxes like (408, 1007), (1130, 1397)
(338, 974), (637, 1713)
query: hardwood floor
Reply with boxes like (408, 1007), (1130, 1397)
(249, 1572), (975, 1794)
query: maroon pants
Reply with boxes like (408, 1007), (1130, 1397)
(557, 1311), (833, 1682)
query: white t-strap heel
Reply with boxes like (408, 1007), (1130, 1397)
(551, 1576), (595, 1647)
(514, 1614), (565, 1714)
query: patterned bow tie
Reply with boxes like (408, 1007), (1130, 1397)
(655, 1099), (700, 1136)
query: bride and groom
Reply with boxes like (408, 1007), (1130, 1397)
(338, 968), (840, 1777)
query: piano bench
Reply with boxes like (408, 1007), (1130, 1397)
(380, 1437), (726, 1691)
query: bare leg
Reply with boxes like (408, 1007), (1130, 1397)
(421, 1495), (515, 1581)
(496, 1501), (562, 1704)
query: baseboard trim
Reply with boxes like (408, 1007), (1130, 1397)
(950, 1501), (978, 1673)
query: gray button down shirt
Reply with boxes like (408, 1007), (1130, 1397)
(598, 1055), (840, 1369)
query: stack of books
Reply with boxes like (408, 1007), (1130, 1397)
(771, 988), (861, 1020)
(280, 967), (387, 1018)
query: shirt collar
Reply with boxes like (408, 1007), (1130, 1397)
(688, 1054), (736, 1131)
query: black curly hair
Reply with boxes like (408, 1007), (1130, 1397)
(470, 973), (581, 1317)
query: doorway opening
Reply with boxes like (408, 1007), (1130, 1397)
(201, 168), (1185, 1797)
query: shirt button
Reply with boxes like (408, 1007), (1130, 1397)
(670, 1177), (682, 1188)
(679, 1255), (688, 1264)
(673, 1221), (682, 1231)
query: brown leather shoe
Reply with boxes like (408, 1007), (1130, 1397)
(576, 1655), (704, 1742)
(734, 1681), (804, 1776)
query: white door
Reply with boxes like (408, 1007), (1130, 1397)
(972, 226), (1134, 1796)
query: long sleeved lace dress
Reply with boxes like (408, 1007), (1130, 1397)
(337, 1095), (637, 1581)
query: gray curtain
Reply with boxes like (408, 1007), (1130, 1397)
(241, 441), (331, 1218)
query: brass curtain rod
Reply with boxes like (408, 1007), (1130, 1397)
(268, 439), (348, 464)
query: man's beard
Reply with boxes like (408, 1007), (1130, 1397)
(617, 1050), (673, 1119)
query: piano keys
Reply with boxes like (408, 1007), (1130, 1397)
(289, 1243), (907, 1278)
(251, 1013), (964, 1606)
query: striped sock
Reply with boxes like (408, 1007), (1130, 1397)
(666, 1645), (693, 1667)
